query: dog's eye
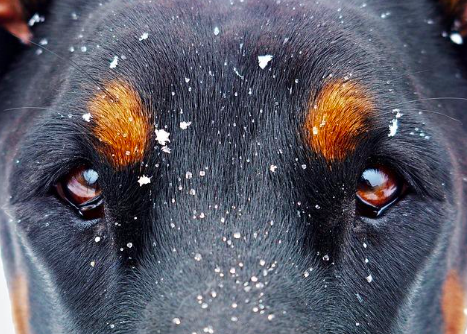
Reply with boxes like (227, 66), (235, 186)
(356, 165), (405, 218)
(55, 166), (104, 219)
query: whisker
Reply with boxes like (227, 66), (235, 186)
(3, 107), (49, 112)
(403, 109), (462, 123)
(392, 97), (467, 106)
(29, 41), (118, 103)
(379, 97), (465, 124)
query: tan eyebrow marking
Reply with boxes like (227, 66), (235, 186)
(88, 80), (151, 168)
(10, 273), (30, 334)
(0, 0), (32, 44)
(442, 270), (467, 334)
(304, 80), (374, 161)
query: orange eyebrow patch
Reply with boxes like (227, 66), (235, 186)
(88, 80), (151, 168)
(304, 80), (374, 161)
(10, 274), (30, 334)
(0, 0), (32, 44)
(442, 270), (466, 334)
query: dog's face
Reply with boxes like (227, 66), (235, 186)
(0, 0), (467, 333)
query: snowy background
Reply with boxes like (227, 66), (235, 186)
(0, 254), (16, 334)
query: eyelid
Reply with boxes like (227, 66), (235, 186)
(55, 181), (103, 211)
(357, 183), (408, 218)
(373, 138), (447, 200)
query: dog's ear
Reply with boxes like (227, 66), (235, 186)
(440, 0), (467, 39)
(0, 0), (48, 44)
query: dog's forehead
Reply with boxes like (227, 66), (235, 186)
(84, 79), (375, 168)
(68, 0), (390, 169)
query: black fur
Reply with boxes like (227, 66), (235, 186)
(0, 1), (467, 333)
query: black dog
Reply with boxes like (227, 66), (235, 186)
(0, 0), (467, 333)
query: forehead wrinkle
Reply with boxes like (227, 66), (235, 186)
(88, 80), (151, 168)
(304, 79), (374, 162)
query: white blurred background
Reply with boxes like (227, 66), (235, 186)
(0, 254), (17, 334)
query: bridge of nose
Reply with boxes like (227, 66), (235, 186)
(136, 237), (321, 334)
(128, 175), (339, 334)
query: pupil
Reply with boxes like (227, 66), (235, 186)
(83, 169), (99, 185)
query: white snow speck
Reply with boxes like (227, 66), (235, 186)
(213, 26), (220, 35)
(94, 236), (101, 243)
(258, 55), (274, 69)
(366, 274), (373, 283)
(388, 119), (398, 137)
(172, 318), (181, 325)
(28, 13), (45, 27)
(139, 32), (149, 41)
(109, 56), (119, 69)
(90, 261), (96, 267)
(137, 175), (151, 187)
(233, 67), (244, 79)
(161, 146), (171, 154)
(82, 113), (92, 122)
(450, 32), (463, 45)
(269, 164), (278, 173)
(155, 129), (170, 145)
(380, 11), (391, 19)
(393, 108), (403, 118)
(180, 121), (192, 130)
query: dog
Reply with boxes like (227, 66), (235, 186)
(0, 0), (467, 333)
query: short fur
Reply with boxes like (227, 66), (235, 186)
(0, 1), (466, 334)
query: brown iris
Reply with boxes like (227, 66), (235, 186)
(356, 165), (404, 217)
(55, 166), (104, 219)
